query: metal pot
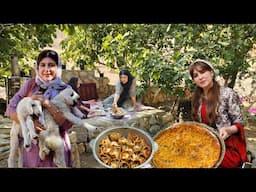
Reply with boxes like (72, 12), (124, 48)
(90, 126), (158, 168)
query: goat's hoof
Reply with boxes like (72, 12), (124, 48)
(42, 148), (50, 155)
(32, 140), (38, 145)
(39, 152), (45, 160)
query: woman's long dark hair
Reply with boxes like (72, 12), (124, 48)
(67, 77), (79, 93)
(190, 61), (220, 126)
(117, 69), (134, 107)
(67, 76), (90, 116)
(191, 81), (220, 126)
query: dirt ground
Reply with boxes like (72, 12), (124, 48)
(79, 150), (104, 168)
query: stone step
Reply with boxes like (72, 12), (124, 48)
(0, 139), (9, 147)
(0, 150), (9, 161)
(0, 125), (12, 129)
(0, 133), (10, 139)
(0, 145), (9, 153)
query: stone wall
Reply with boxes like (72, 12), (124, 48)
(141, 86), (192, 121)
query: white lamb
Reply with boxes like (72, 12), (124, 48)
(8, 97), (43, 168)
(39, 87), (98, 168)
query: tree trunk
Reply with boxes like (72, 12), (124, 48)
(8, 55), (21, 103)
(228, 70), (238, 89)
(10, 55), (20, 76)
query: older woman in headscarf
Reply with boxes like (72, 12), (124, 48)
(6, 49), (73, 167)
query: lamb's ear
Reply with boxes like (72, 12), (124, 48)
(27, 100), (34, 115)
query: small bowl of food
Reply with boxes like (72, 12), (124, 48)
(110, 106), (126, 119)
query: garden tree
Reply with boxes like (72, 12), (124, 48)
(60, 24), (182, 96)
(182, 24), (256, 89)
(60, 24), (167, 69)
(0, 24), (57, 84)
(144, 24), (256, 92)
(60, 24), (113, 71)
(60, 24), (256, 98)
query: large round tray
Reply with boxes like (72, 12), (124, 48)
(90, 126), (158, 168)
(152, 121), (225, 168)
